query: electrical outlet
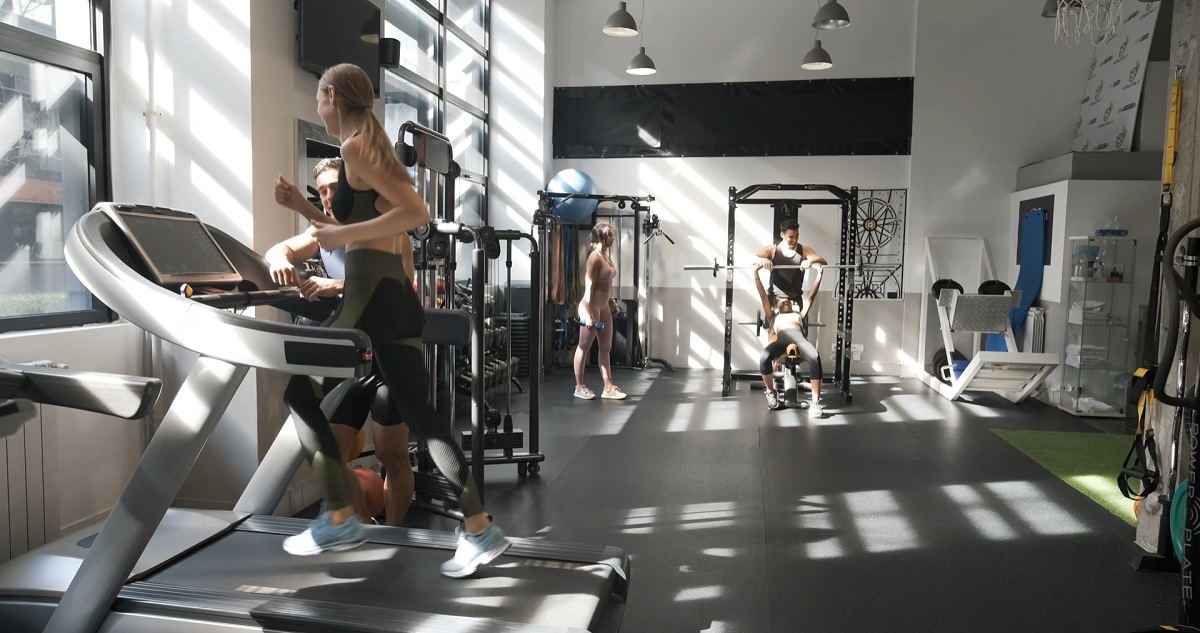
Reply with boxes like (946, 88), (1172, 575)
(850, 343), (864, 361)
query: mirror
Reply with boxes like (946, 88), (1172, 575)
(296, 119), (340, 233)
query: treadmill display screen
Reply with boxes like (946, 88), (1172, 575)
(114, 209), (241, 286)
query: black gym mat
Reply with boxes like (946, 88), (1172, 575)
(476, 370), (1176, 633)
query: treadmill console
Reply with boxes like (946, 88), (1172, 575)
(101, 204), (242, 287)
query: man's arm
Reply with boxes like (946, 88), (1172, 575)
(801, 246), (827, 318)
(265, 228), (321, 286)
(755, 244), (776, 269)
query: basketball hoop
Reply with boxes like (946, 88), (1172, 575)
(1054, 0), (1123, 48)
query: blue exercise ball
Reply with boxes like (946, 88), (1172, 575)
(546, 169), (599, 224)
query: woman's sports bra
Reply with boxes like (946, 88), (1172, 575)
(329, 166), (380, 225)
(773, 311), (803, 330)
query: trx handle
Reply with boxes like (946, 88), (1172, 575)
(1119, 369), (1161, 500)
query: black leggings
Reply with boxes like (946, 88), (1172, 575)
(759, 328), (822, 379)
(284, 249), (484, 517)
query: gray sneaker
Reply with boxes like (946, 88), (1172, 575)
(765, 389), (780, 410)
(282, 512), (366, 556)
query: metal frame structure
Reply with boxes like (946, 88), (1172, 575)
(722, 184), (859, 401)
(402, 122), (544, 512)
(916, 236), (1058, 403)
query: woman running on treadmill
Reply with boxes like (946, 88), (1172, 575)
(273, 62), (508, 577)
(754, 261), (824, 416)
(266, 157), (415, 527)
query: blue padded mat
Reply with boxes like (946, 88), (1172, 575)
(985, 208), (1047, 351)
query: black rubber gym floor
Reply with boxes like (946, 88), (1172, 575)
(412, 370), (1177, 632)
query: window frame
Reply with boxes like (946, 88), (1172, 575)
(385, 0), (489, 223)
(0, 1), (113, 334)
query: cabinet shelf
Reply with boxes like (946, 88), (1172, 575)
(1060, 235), (1136, 418)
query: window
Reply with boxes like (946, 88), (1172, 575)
(0, 2), (109, 333)
(1, 0), (94, 50)
(384, 0), (488, 223)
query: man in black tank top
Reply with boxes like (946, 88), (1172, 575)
(755, 218), (828, 319)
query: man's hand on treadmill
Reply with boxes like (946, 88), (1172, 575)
(298, 276), (342, 300)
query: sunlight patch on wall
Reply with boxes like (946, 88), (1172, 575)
(493, 5), (546, 55)
(187, 89), (250, 186)
(127, 33), (149, 101)
(156, 129), (176, 166)
(187, 1), (250, 77)
(209, 0), (250, 25)
(189, 161), (247, 239)
(494, 134), (541, 182)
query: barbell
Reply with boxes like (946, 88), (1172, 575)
(738, 310), (825, 337)
(684, 257), (888, 278)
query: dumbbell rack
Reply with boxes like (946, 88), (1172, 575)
(918, 236), (1059, 403)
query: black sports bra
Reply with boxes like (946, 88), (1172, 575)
(329, 166), (380, 225)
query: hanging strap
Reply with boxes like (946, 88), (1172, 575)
(1119, 367), (1161, 500)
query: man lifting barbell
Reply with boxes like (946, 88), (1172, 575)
(755, 218), (827, 310)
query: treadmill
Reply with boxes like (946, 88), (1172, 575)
(0, 203), (629, 633)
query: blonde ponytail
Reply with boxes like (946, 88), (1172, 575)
(319, 63), (400, 172)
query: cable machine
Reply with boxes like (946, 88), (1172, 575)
(402, 122), (544, 513)
(722, 184), (859, 401)
(533, 190), (669, 373)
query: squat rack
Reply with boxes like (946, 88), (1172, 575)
(723, 184), (859, 401)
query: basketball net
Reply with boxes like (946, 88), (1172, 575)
(1055, 0), (1124, 48)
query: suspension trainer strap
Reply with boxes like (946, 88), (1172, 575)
(1119, 368), (1160, 501)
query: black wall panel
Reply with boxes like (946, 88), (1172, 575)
(553, 77), (913, 159)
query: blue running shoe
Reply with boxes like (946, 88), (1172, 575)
(440, 524), (511, 578)
(283, 512), (366, 556)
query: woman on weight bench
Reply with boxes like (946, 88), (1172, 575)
(753, 262), (823, 416)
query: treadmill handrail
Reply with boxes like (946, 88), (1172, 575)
(66, 209), (371, 378)
(0, 360), (162, 420)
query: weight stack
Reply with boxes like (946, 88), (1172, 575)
(498, 312), (532, 378)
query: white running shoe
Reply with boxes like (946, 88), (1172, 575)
(441, 524), (512, 578)
(574, 385), (596, 400)
(601, 385), (627, 400)
(809, 400), (824, 417)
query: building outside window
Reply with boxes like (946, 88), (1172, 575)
(0, 0), (110, 333)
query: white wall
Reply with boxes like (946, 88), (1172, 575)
(489, 0), (553, 283)
(548, 0), (917, 370)
(1008, 179), (1160, 398)
(552, 0), (916, 86)
(107, 0), (261, 509)
(908, 0), (1094, 373)
(0, 324), (144, 546)
(545, 0), (1100, 371)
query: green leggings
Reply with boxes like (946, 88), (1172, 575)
(284, 249), (484, 517)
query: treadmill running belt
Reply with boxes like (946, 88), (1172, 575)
(142, 530), (615, 630)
